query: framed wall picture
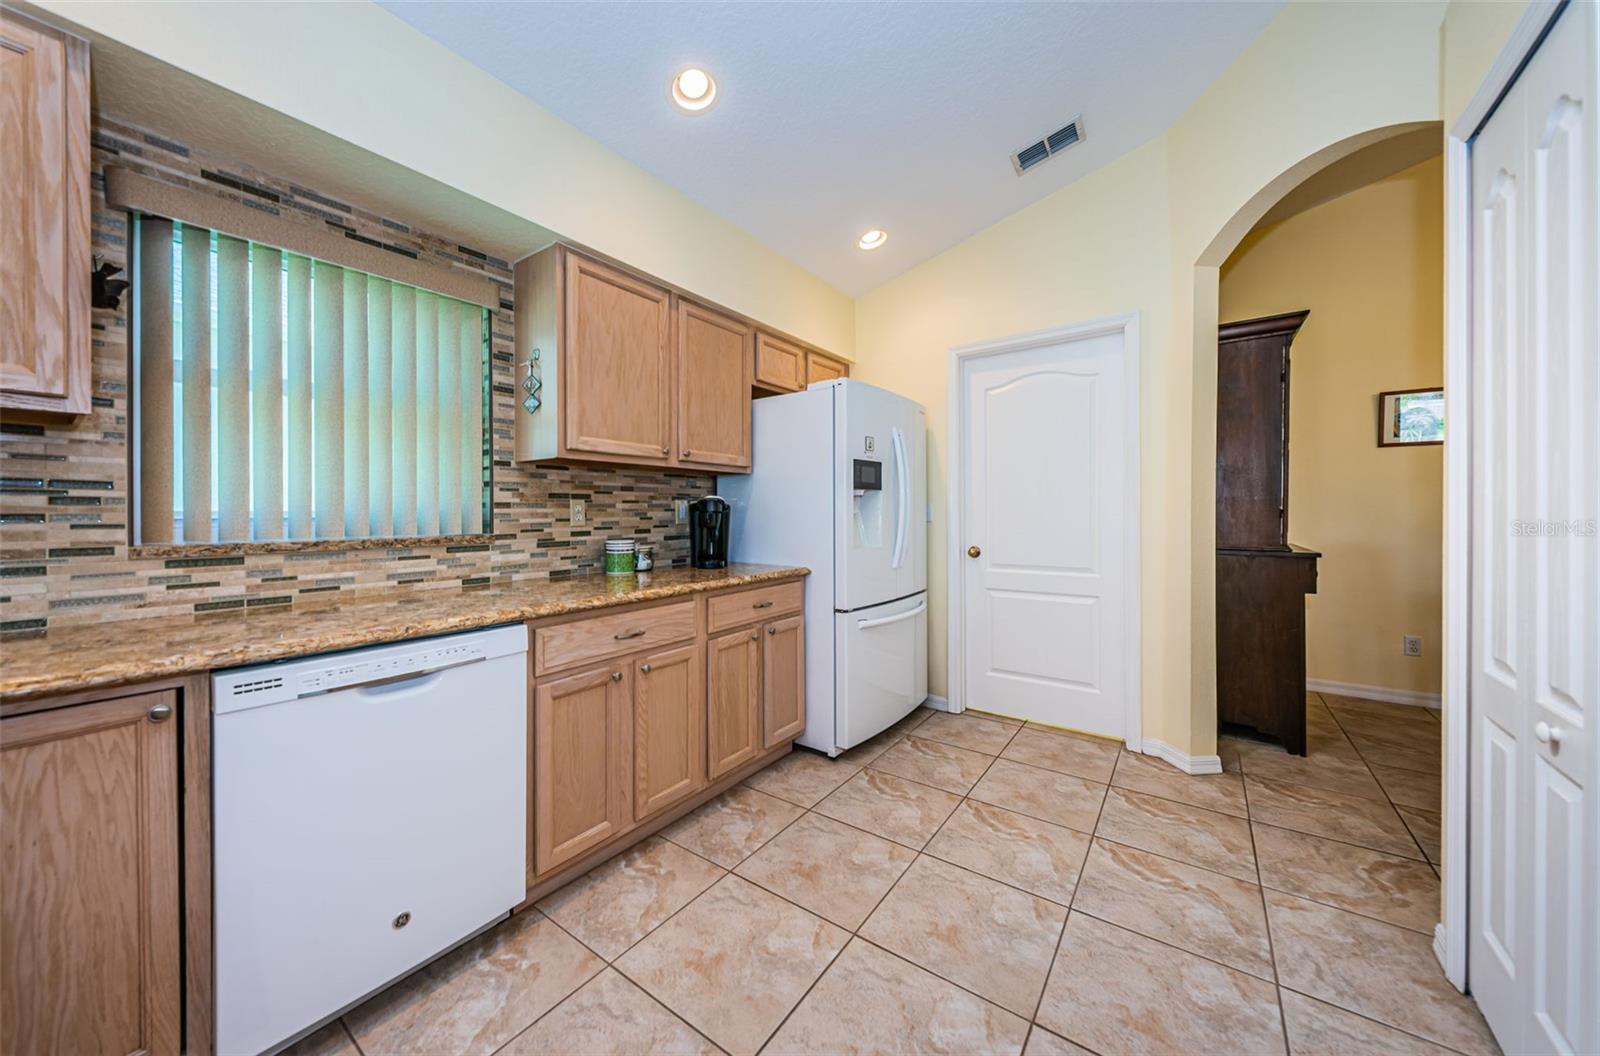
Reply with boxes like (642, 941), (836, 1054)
(1378, 387), (1445, 446)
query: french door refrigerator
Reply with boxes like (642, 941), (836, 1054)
(719, 379), (927, 756)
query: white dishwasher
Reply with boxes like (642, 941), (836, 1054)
(213, 624), (528, 1056)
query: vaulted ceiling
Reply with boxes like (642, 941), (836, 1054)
(382, 1), (1282, 294)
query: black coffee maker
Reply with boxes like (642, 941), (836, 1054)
(689, 496), (730, 569)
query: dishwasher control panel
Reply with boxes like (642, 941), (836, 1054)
(213, 623), (528, 713)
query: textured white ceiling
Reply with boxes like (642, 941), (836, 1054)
(380, 1), (1282, 295)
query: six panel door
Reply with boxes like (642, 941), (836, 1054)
(562, 253), (673, 461)
(1, 692), (181, 1056)
(676, 301), (753, 470)
(707, 628), (761, 779)
(762, 616), (806, 748)
(533, 664), (632, 876)
(633, 643), (707, 821)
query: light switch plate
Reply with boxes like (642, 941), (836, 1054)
(674, 499), (689, 523)
(570, 499), (587, 526)
(1403, 635), (1423, 657)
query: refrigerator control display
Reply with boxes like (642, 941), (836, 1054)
(853, 459), (883, 491)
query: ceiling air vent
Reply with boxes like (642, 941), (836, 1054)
(1011, 115), (1085, 175)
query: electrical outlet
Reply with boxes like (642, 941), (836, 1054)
(675, 499), (689, 524)
(569, 498), (587, 526)
(1403, 635), (1423, 658)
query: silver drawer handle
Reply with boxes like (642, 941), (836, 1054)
(614, 628), (647, 640)
(752, 601), (774, 609)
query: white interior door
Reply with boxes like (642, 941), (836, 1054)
(960, 326), (1129, 739)
(1468, 5), (1598, 1054)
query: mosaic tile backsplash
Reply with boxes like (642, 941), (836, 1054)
(0, 117), (714, 633)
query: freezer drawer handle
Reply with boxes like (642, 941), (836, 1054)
(856, 600), (927, 630)
(614, 628), (647, 640)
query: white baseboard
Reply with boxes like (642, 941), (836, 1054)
(1139, 738), (1223, 776)
(1307, 678), (1441, 711)
(923, 694), (952, 713)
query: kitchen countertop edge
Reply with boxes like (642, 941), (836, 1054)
(0, 564), (809, 705)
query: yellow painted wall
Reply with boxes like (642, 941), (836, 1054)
(856, 1), (1448, 754)
(31, 0), (856, 356)
(1220, 157), (1445, 696)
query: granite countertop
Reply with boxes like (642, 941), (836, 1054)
(0, 564), (808, 704)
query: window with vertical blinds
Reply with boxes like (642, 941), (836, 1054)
(131, 217), (489, 545)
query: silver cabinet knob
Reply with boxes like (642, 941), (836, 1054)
(640, 663), (652, 674)
(661, 446), (669, 455)
(682, 449), (691, 458)
(768, 626), (777, 635)
(1535, 721), (1564, 746)
(611, 671), (623, 682)
(148, 703), (173, 723)
(750, 633), (759, 642)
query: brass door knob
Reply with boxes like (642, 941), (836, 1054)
(967, 545), (981, 558)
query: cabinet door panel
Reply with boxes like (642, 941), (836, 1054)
(805, 351), (848, 386)
(676, 301), (752, 470)
(534, 665), (632, 876)
(2, 691), (181, 1056)
(707, 629), (761, 779)
(762, 616), (806, 747)
(634, 643), (706, 821)
(754, 332), (805, 393)
(0, 10), (91, 414)
(562, 253), (672, 460)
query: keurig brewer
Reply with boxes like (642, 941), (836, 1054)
(689, 496), (730, 569)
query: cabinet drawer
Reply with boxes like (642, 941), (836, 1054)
(707, 581), (803, 634)
(535, 601), (695, 675)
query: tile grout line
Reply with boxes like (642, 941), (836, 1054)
(1320, 701), (1436, 862)
(1242, 779), (1293, 1056)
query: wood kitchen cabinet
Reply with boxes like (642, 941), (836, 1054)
(0, 9), (92, 417)
(805, 351), (849, 386)
(753, 331), (807, 393)
(707, 627), (762, 779)
(762, 615), (806, 747)
(676, 300), (753, 471)
(632, 642), (706, 821)
(2, 690), (182, 1056)
(533, 664), (634, 875)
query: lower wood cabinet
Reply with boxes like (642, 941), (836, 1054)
(1, 691), (182, 1056)
(762, 615), (806, 748)
(533, 664), (633, 876)
(632, 643), (706, 821)
(707, 627), (762, 779)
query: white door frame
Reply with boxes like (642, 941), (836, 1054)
(945, 312), (1142, 751)
(1438, 0), (1566, 991)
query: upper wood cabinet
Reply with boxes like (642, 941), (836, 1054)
(676, 300), (753, 471)
(532, 664), (633, 877)
(564, 252), (674, 461)
(805, 351), (849, 386)
(0, 10), (91, 417)
(2, 691), (182, 1056)
(753, 331), (807, 393)
(632, 642), (706, 821)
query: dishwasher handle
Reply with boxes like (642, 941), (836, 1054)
(296, 654), (486, 699)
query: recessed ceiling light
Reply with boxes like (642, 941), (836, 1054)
(857, 229), (888, 251)
(670, 66), (717, 113)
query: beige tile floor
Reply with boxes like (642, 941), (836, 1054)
(287, 694), (1496, 1056)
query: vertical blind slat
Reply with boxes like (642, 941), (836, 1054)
(460, 305), (483, 533)
(215, 235), (250, 542)
(437, 298), (461, 536)
(136, 217), (175, 545)
(250, 245), (284, 541)
(312, 262), (345, 540)
(367, 278), (393, 538)
(285, 253), (314, 539)
(391, 285), (418, 536)
(180, 225), (212, 542)
(343, 270), (369, 539)
(415, 290), (439, 537)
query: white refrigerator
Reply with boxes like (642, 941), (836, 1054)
(719, 379), (928, 756)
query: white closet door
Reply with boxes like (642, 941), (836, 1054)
(1468, 5), (1597, 1054)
